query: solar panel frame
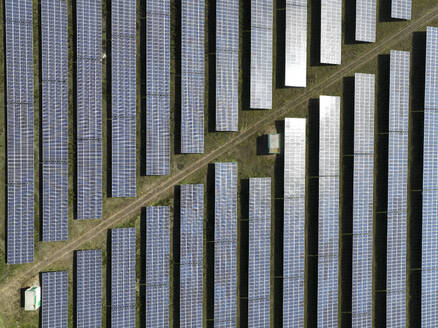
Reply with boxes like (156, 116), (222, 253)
(352, 73), (375, 327)
(145, 206), (170, 327)
(76, 250), (102, 328)
(111, 0), (137, 197)
(317, 96), (340, 328)
(5, 0), (35, 264)
(110, 228), (136, 328)
(146, 0), (171, 174)
(283, 118), (306, 327)
(180, 184), (204, 328)
(422, 29), (438, 324)
(214, 162), (238, 327)
(355, 0), (376, 43)
(41, 271), (68, 328)
(76, 0), (103, 219)
(320, 0), (342, 65)
(248, 178), (271, 328)
(250, 0), (273, 109)
(181, 0), (205, 153)
(216, 0), (239, 131)
(386, 50), (409, 328)
(41, 0), (68, 241)
(391, 0), (411, 20)
(285, 0), (307, 87)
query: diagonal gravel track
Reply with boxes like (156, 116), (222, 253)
(1, 5), (438, 297)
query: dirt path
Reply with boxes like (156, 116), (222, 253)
(1, 5), (438, 297)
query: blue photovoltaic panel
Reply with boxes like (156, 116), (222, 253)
(321, 0), (342, 64)
(41, 0), (68, 242)
(425, 27), (438, 111)
(283, 118), (306, 327)
(180, 184), (204, 327)
(215, 162), (237, 327)
(356, 0), (376, 42)
(145, 206), (170, 327)
(248, 178), (271, 328)
(111, 0), (136, 197)
(76, 250), (102, 328)
(5, 0), (34, 264)
(386, 50), (409, 328)
(111, 228), (136, 328)
(352, 73), (375, 327)
(318, 96), (340, 328)
(391, 0), (411, 20)
(285, 0), (307, 87)
(181, 0), (205, 153)
(216, 0), (239, 131)
(422, 27), (438, 326)
(146, 0), (170, 174)
(41, 271), (68, 328)
(76, 0), (102, 219)
(250, 0), (272, 109)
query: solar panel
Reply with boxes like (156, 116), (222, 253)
(248, 178), (271, 328)
(181, 0), (205, 153)
(145, 206), (170, 327)
(76, 250), (102, 328)
(422, 27), (438, 326)
(146, 0), (170, 174)
(321, 0), (342, 64)
(391, 0), (411, 20)
(41, 0), (68, 241)
(386, 50), (409, 328)
(214, 162), (237, 327)
(283, 118), (306, 327)
(352, 73), (375, 327)
(355, 0), (376, 42)
(180, 184), (204, 328)
(318, 96), (340, 328)
(76, 0), (103, 219)
(110, 228), (136, 328)
(216, 0), (239, 131)
(285, 0), (307, 87)
(5, 0), (34, 264)
(111, 0), (136, 197)
(250, 0), (272, 109)
(41, 271), (68, 328)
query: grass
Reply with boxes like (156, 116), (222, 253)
(1, 0), (438, 327)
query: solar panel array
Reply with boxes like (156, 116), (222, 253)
(41, 271), (68, 328)
(5, 0), (34, 264)
(391, 0), (411, 20)
(111, 228), (136, 328)
(285, 0), (307, 87)
(356, 0), (376, 42)
(181, 0), (205, 153)
(352, 73), (375, 327)
(76, 250), (102, 328)
(180, 184), (204, 327)
(214, 162), (238, 327)
(76, 0), (102, 219)
(145, 206), (170, 327)
(422, 26), (438, 327)
(41, 0), (68, 242)
(111, 0), (136, 197)
(321, 0), (342, 65)
(250, 0), (272, 109)
(248, 178), (271, 328)
(318, 96), (340, 328)
(146, 0), (170, 174)
(386, 50), (409, 328)
(216, 0), (239, 131)
(283, 118), (306, 327)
